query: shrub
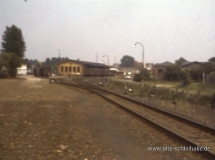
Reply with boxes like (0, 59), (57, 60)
(133, 69), (151, 82)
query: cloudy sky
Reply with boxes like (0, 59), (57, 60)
(1, 0), (215, 65)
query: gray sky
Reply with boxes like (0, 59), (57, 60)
(1, 0), (215, 65)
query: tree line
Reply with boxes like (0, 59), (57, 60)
(22, 57), (69, 68)
(1, 24), (214, 83)
(163, 57), (215, 85)
(0, 24), (69, 78)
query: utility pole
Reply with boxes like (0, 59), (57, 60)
(58, 49), (61, 58)
(134, 42), (144, 97)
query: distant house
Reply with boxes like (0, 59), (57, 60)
(109, 68), (124, 77)
(145, 63), (154, 71)
(112, 63), (120, 69)
(152, 61), (173, 78)
(134, 61), (154, 71)
(181, 61), (204, 70)
(17, 64), (27, 75)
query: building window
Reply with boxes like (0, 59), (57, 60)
(69, 67), (72, 72)
(61, 66), (64, 72)
(73, 66), (76, 72)
(77, 66), (80, 73)
(158, 69), (163, 73)
(65, 66), (68, 72)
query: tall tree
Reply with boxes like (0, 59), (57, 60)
(1, 25), (26, 77)
(163, 64), (189, 82)
(208, 57), (215, 63)
(45, 58), (51, 65)
(2, 25), (26, 57)
(0, 51), (20, 77)
(175, 57), (188, 66)
(120, 55), (135, 68)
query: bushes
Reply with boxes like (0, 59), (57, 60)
(133, 69), (151, 82)
(163, 65), (190, 86)
(208, 72), (215, 85)
(0, 69), (9, 78)
(110, 78), (213, 106)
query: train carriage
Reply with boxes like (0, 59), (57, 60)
(34, 66), (52, 77)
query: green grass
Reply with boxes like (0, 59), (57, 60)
(109, 78), (214, 105)
(175, 83), (215, 95)
(110, 77), (215, 95)
(140, 79), (215, 95)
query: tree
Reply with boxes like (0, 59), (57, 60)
(1, 25), (26, 78)
(0, 53), (8, 78)
(188, 62), (215, 81)
(163, 64), (186, 81)
(175, 57), (188, 66)
(120, 55), (135, 68)
(189, 68), (202, 81)
(2, 25), (26, 57)
(0, 51), (21, 77)
(133, 69), (151, 81)
(208, 57), (215, 63)
(202, 62), (215, 74)
(45, 58), (51, 65)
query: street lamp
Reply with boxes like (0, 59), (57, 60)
(133, 42), (144, 97)
(103, 55), (109, 66)
(100, 60), (105, 64)
(103, 55), (110, 86)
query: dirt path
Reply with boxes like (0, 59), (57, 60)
(0, 76), (206, 159)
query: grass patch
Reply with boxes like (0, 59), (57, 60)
(176, 82), (215, 95)
(109, 78), (214, 106)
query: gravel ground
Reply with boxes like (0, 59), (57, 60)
(0, 75), (208, 160)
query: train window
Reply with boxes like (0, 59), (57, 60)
(77, 67), (80, 73)
(65, 66), (68, 72)
(69, 67), (72, 72)
(73, 66), (76, 72)
(61, 66), (64, 72)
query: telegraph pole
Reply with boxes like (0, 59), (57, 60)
(58, 49), (61, 58)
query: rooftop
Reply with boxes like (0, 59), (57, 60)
(57, 59), (109, 69)
(154, 61), (173, 67)
(181, 61), (204, 67)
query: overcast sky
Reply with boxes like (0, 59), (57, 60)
(1, 0), (215, 65)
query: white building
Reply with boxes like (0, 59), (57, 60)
(17, 64), (27, 75)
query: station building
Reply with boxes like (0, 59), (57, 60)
(57, 59), (110, 76)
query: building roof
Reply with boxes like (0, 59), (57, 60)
(154, 61), (173, 67)
(181, 61), (203, 67)
(57, 59), (109, 69)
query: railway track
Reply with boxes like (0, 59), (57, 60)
(46, 76), (215, 158)
(67, 78), (215, 159)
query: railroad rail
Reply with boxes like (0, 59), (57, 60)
(69, 78), (215, 159)
(47, 76), (215, 158)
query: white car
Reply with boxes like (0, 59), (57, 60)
(125, 75), (131, 79)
